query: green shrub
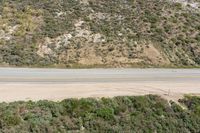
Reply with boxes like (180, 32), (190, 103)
(96, 107), (114, 120)
(0, 95), (200, 132)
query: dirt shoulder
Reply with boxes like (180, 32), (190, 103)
(0, 82), (200, 102)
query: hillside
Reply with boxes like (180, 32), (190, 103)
(0, 95), (200, 132)
(0, 0), (200, 68)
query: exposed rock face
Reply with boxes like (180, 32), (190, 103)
(169, 0), (199, 10)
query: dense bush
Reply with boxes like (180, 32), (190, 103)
(0, 95), (200, 132)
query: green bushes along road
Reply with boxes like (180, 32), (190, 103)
(0, 95), (200, 132)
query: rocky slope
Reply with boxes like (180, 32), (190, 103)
(0, 0), (200, 67)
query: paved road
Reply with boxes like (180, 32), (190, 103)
(0, 68), (200, 102)
(0, 68), (200, 83)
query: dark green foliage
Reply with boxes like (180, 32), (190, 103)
(96, 107), (114, 120)
(0, 95), (200, 132)
(179, 96), (200, 116)
(0, 43), (40, 66)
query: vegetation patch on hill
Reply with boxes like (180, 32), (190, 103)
(0, 0), (200, 68)
(0, 95), (200, 132)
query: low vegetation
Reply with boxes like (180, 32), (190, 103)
(0, 0), (200, 68)
(0, 95), (200, 132)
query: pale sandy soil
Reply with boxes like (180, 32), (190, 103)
(0, 82), (200, 102)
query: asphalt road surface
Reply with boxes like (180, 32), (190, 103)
(1, 68), (200, 83)
(0, 68), (200, 102)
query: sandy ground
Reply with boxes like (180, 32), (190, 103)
(0, 82), (200, 102)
